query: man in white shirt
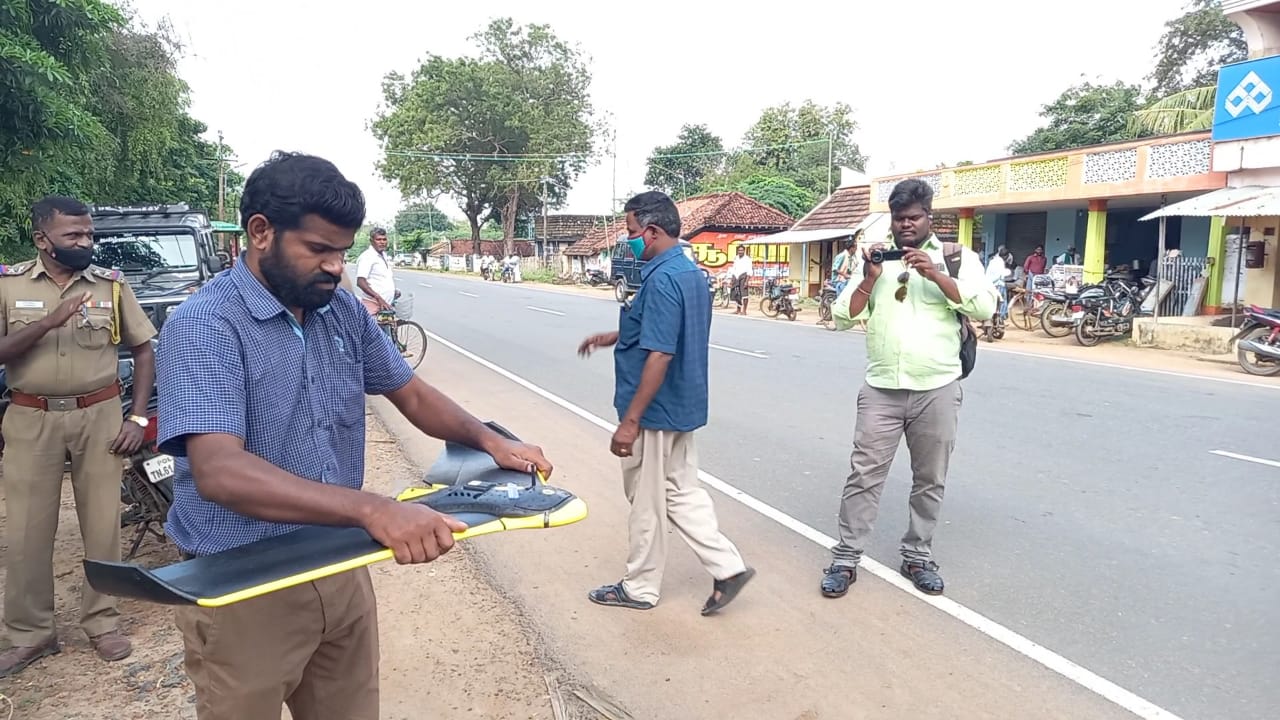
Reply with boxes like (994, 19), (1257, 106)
(355, 227), (395, 314)
(730, 245), (753, 315)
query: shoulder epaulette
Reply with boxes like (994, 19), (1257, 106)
(88, 265), (124, 282)
(0, 261), (35, 277)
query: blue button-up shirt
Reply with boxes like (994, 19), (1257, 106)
(156, 259), (415, 555)
(613, 246), (710, 432)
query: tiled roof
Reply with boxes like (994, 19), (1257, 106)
(534, 215), (599, 240)
(563, 192), (793, 256)
(792, 186), (870, 231)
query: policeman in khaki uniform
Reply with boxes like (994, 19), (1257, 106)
(0, 196), (156, 677)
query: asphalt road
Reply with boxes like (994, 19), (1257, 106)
(387, 269), (1278, 720)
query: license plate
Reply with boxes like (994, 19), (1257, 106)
(1071, 311), (1084, 320)
(143, 454), (174, 484)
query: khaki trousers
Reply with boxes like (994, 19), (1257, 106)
(620, 430), (746, 605)
(2, 399), (124, 645)
(177, 566), (379, 720)
(831, 381), (962, 568)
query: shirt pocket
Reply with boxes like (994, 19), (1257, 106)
(321, 334), (366, 428)
(7, 307), (47, 333)
(73, 309), (115, 349)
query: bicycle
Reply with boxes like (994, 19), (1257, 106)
(376, 293), (428, 371)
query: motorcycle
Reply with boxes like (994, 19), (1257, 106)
(501, 265), (515, 283)
(760, 277), (799, 321)
(1233, 304), (1280, 376)
(1071, 277), (1153, 347)
(583, 268), (610, 287)
(817, 280), (840, 330)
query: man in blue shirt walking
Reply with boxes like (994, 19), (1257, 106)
(156, 151), (553, 720)
(578, 191), (754, 616)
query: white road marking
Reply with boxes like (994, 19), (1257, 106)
(710, 344), (767, 359)
(458, 291), (478, 298)
(418, 282), (433, 288)
(422, 327), (1187, 720)
(527, 306), (565, 317)
(1210, 450), (1280, 468)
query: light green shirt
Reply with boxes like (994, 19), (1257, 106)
(833, 235), (998, 391)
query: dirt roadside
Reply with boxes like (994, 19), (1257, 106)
(0, 412), (596, 720)
(371, 343), (1140, 720)
(403, 268), (1276, 386)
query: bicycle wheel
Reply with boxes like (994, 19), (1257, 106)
(394, 320), (429, 370)
(1007, 293), (1034, 331)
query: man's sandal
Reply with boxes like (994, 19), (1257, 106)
(587, 582), (654, 610)
(701, 567), (756, 616)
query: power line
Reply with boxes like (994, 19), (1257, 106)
(382, 137), (833, 164)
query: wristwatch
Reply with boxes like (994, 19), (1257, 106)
(128, 415), (149, 428)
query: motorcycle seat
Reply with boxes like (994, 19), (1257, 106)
(1252, 305), (1280, 320)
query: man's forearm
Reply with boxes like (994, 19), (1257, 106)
(845, 277), (876, 317)
(388, 378), (505, 454)
(190, 438), (386, 528)
(0, 318), (55, 365)
(356, 278), (387, 304)
(622, 351), (672, 425)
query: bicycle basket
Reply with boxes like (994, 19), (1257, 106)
(393, 293), (414, 320)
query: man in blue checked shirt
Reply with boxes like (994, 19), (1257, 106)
(156, 151), (553, 720)
(578, 191), (755, 617)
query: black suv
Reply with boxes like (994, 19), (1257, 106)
(610, 239), (711, 304)
(90, 204), (229, 334)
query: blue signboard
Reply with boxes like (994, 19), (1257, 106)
(1213, 55), (1280, 142)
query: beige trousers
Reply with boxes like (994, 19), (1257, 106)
(620, 430), (746, 604)
(2, 399), (124, 646)
(176, 567), (379, 720)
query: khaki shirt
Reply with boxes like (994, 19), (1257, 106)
(0, 258), (157, 396)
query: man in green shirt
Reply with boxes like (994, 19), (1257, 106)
(822, 179), (996, 597)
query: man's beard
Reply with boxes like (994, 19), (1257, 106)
(260, 246), (339, 311)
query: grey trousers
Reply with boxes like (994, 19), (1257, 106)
(831, 381), (962, 568)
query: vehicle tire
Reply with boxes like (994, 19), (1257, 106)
(615, 280), (629, 304)
(785, 308), (797, 321)
(1074, 317), (1102, 347)
(395, 321), (429, 370)
(1007, 294), (1034, 331)
(1236, 327), (1280, 376)
(759, 297), (779, 318)
(1040, 301), (1073, 338)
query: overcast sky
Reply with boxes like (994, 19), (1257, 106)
(127, 0), (1188, 224)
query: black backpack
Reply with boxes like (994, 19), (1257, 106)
(941, 242), (976, 380)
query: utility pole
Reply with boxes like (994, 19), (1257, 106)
(542, 176), (550, 261)
(611, 120), (618, 215)
(217, 130), (226, 222)
(826, 137), (834, 198)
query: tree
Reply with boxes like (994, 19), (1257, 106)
(372, 18), (597, 255)
(1129, 85), (1217, 135)
(644, 124), (724, 198)
(1148, 0), (1247, 98)
(1008, 80), (1145, 155)
(724, 100), (867, 200)
(734, 175), (814, 219)
(394, 201), (455, 236)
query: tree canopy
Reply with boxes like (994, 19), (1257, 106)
(1009, 81), (1146, 155)
(643, 124), (725, 199)
(0, 0), (243, 261)
(372, 18), (597, 254)
(1148, 0), (1247, 97)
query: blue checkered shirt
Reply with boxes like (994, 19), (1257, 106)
(612, 246), (711, 432)
(156, 260), (415, 556)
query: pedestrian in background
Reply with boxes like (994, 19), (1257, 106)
(0, 195), (157, 676)
(822, 179), (996, 598)
(730, 244), (753, 315)
(579, 190), (755, 615)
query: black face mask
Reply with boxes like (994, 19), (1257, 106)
(49, 244), (94, 271)
(260, 243), (339, 311)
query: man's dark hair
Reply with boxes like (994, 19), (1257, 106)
(887, 179), (934, 214)
(239, 151), (366, 233)
(623, 191), (681, 239)
(31, 195), (90, 233)
(843, 236), (857, 250)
